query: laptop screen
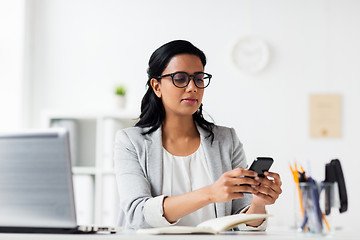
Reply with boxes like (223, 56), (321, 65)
(0, 129), (77, 228)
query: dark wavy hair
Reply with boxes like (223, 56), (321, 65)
(136, 40), (214, 142)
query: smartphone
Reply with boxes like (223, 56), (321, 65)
(249, 157), (274, 178)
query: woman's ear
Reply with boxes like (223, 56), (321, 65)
(150, 78), (162, 98)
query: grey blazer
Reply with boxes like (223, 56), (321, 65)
(114, 124), (252, 230)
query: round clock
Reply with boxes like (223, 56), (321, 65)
(232, 36), (270, 74)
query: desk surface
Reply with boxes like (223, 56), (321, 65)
(0, 228), (358, 240)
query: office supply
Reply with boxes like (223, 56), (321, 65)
(290, 163), (333, 233)
(324, 159), (348, 215)
(324, 163), (336, 215)
(309, 178), (323, 233)
(322, 212), (331, 231)
(137, 214), (269, 235)
(0, 129), (121, 234)
(299, 181), (317, 233)
(290, 164), (304, 217)
(299, 180), (332, 233)
(330, 159), (348, 213)
(291, 159), (349, 234)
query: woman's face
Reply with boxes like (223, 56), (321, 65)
(151, 54), (205, 118)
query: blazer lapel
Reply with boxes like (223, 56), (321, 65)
(144, 127), (163, 196)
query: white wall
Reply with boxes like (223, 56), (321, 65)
(27, 0), (360, 229)
(0, 0), (26, 130)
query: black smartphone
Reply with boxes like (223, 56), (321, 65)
(249, 157), (274, 178)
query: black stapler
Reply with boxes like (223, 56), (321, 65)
(324, 159), (348, 215)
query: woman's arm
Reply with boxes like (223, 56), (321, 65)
(163, 167), (259, 223)
(114, 129), (154, 229)
(115, 128), (257, 228)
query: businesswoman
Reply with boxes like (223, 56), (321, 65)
(114, 40), (282, 230)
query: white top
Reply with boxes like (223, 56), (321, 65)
(161, 143), (216, 226)
(142, 142), (267, 230)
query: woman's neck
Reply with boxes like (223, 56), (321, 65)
(162, 115), (199, 141)
(161, 115), (201, 156)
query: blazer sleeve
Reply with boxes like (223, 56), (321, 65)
(114, 129), (152, 229)
(229, 128), (253, 214)
(114, 129), (177, 230)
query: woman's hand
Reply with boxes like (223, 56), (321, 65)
(244, 171), (282, 227)
(208, 167), (259, 203)
(251, 171), (282, 207)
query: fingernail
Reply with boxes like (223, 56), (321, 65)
(255, 177), (260, 180)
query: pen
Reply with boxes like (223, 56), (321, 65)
(309, 178), (323, 233)
(292, 164), (331, 233)
(300, 213), (308, 231)
(300, 165), (306, 178)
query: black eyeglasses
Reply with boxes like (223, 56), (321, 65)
(156, 71), (212, 89)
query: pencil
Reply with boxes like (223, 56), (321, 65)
(322, 213), (331, 231)
(290, 164), (304, 217)
(296, 164), (331, 232)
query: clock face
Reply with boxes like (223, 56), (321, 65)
(232, 37), (270, 73)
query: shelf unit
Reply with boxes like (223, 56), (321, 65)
(41, 110), (138, 226)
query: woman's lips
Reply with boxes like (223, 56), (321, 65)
(182, 98), (197, 104)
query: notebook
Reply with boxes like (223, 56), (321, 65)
(0, 128), (121, 234)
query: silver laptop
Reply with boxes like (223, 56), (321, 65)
(0, 129), (121, 234)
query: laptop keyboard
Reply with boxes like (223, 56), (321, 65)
(78, 225), (123, 234)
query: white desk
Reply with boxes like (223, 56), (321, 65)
(0, 228), (358, 240)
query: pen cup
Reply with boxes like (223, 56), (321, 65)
(294, 181), (335, 234)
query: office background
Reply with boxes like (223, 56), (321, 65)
(1, 0), (359, 230)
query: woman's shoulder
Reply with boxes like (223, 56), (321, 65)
(210, 125), (244, 150)
(116, 126), (148, 140)
(212, 124), (237, 139)
(114, 127), (151, 152)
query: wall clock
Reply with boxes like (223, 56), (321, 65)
(232, 37), (270, 74)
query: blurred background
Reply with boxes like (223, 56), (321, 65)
(1, 0), (359, 230)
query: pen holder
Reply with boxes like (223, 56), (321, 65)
(294, 181), (335, 234)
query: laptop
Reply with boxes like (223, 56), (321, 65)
(0, 128), (121, 234)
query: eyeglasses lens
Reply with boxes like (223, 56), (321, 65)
(194, 73), (205, 88)
(173, 73), (189, 88)
(173, 72), (210, 88)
